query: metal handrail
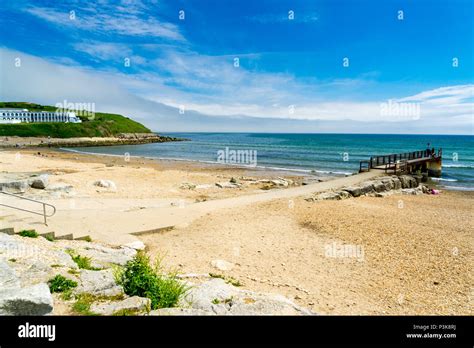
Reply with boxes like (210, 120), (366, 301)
(0, 191), (56, 225)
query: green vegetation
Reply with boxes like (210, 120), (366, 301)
(18, 229), (38, 238)
(72, 293), (99, 316)
(209, 273), (242, 287)
(8, 258), (16, 262)
(48, 274), (78, 293)
(43, 234), (55, 242)
(115, 252), (188, 310)
(66, 250), (100, 270)
(0, 102), (151, 138)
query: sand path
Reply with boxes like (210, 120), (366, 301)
(1, 171), (381, 245)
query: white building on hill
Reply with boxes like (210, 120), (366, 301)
(0, 108), (82, 124)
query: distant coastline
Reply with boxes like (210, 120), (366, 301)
(0, 133), (186, 148)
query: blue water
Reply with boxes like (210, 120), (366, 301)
(66, 133), (474, 191)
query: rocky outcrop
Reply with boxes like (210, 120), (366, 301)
(91, 296), (151, 315)
(75, 269), (123, 297)
(305, 175), (429, 202)
(0, 134), (185, 148)
(0, 180), (29, 193)
(0, 232), (136, 315)
(179, 278), (313, 315)
(0, 231), (312, 316)
(30, 174), (49, 189)
(0, 283), (53, 315)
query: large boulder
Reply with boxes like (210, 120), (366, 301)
(335, 190), (351, 199)
(182, 278), (313, 315)
(398, 175), (417, 189)
(391, 177), (402, 190)
(342, 186), (361, 197)
(305, 191), (342, 202)
(359, 182), (375, 195)
(0, 180), (28, 193)
(30, 175), (49, 189)
(0, 283), (53, 315)
(75, 269), (123, 297)
(0, 234), (77, 287)
(0, 260), (21, 289)
(93, 180), (117, 191)
(58, 241), (136, 268)
(372, 181), (386, 193)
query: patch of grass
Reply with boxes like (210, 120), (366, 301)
(71, 293), (125, 316)
(212, 298), (220, 305)
(48, 274), (78, 293)
(225, 277), (242, 287)
(209, 273), (225, 280)
(66, 250), (100, 270)
(72, 294), (99, 316)
(44, 234), (55, 242)
(82, 236), (92, 242)
(209, 273), (242, 287)
(18, 230), (38, 238)
(8, 258), (17, 262)
(50, 264), (62, 268)
(115, 252), (188, 310)
(61, 289), (73, 301)
(67, 268), (80, 275)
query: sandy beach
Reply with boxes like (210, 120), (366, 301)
(1, 148), (472, 315)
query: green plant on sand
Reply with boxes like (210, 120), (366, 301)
(115, 252), (188, 310)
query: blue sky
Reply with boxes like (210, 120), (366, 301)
(0, 0), (473, 134)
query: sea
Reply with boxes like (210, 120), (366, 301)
(64, 133), (474, 191)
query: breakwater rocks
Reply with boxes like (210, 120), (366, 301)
(0, 133), (185, 148)
(305, 175), (429, 202)
(0, 232), (313, 316)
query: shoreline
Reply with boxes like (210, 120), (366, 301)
(0, 133), (186, 148)
(58, 146), (353, 178)
(0, 148), (472, 315)
(17, 145), (472, 192)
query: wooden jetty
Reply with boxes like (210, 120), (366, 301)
(359, 148), (442, 177)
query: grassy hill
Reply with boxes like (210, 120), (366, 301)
(0, 102), (152, 138)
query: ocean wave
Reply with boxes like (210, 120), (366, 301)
(430, 177), (458, 182)
(442, 164), (474, 168)
(440, 186), (474, 192)
(60, 148), (353, 176)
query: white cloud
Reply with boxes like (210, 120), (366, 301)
(25, 4), (184, 41)
(1, 47), (472, 134)
(73, 41), (132, 60)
